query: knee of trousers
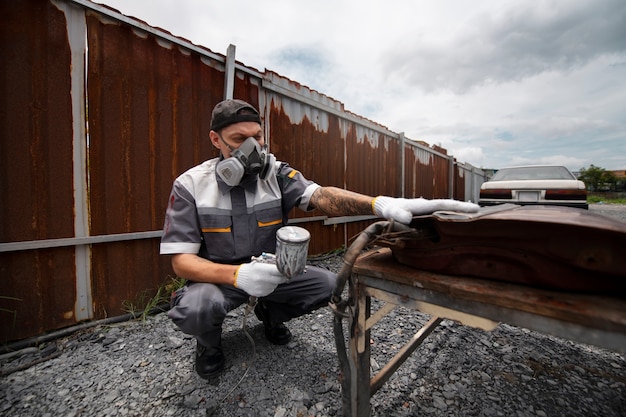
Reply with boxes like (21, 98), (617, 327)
(309, 266), (337, 295)
(168, 283), (227, 335)
(297, 266), (337, 306)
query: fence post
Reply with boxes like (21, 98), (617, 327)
(399, 132), (405, 198)
(449, 156), (455, 199)
(224, 44), (236, 99)
(58, 0), (93, 321)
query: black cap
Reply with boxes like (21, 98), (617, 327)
(210, 99), (261, 131)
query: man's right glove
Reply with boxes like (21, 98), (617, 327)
(373, 196), (479, 224)
(234, 262), (288, 297)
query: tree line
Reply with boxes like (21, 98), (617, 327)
(577, 165), (625, 191)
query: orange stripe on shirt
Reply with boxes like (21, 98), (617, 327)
(257, 219), (282, 227)
(202, 227), (232, 233)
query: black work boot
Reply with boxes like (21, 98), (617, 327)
(254, 302), (292, 345)
(195, 341), (224, 379)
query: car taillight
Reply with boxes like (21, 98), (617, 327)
(480, 189), (512, 199)
(545, 189), (587, 200)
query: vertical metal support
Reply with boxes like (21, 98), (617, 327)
(57, 0), (93, 321)
(224, 44), (236, 99)
(470, 166), (476, 203)
(399, 132), (405, 198)
(349, 283), (372, 417)
(474, 166), (486, 203)
(448, 155), (455, 199)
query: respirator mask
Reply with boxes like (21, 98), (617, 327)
(216, 136), (274, 186)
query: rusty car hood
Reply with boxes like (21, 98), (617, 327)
(386, 204), (626, 295)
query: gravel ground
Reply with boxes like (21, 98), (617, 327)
(1, 205), (625, 417)
(589, 203), (626, 223)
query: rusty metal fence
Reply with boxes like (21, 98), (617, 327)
(0, 0), (486, 343)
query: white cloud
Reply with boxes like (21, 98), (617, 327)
(97, 0), (626, 171)
(452, 146), (487, 167)
(383, 0), (626, 93)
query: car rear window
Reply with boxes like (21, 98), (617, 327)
(491, 166), (575, 181)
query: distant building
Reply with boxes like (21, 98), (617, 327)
(611, 169), (626, 179)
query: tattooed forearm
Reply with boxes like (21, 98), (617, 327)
(310, 186), (375, 217)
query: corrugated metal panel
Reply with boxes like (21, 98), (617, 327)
(455, 167), (466, 201)
(1, 0), (76, 242)
(0, 0), (77, 343)
(267, 94), (348, 254)
(404, 143), (454, 199)
(405, 144), (434, 197)
(347, 125), (401, 197)
(85, 11), (224, 318)
(464, 162), (489, 203)
(432, 154), (450, 198)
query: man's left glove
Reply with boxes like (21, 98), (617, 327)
(373, 196), (479, 224)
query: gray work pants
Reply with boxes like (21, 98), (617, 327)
(167, 266), (336, 348)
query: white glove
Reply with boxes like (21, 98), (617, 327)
(373, 196), (479, 224)
(234, 262), (288, 297)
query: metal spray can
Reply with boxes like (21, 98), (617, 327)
(275, 226), (310, 279)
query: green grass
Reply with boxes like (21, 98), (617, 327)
(588, 196), (626, 204)
(122, 276), (185, 321)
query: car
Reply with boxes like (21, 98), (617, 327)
(479, 165), (588, 209)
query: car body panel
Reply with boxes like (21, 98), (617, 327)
(386, 204), (626, 294)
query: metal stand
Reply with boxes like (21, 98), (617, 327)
(337, 248), (626, 417)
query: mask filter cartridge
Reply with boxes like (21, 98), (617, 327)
(216, 136), (273, 186)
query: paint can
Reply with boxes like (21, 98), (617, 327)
(275, 226), (311, 279)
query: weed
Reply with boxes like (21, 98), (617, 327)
(122, 276), (185, 321)
(0, 296), (22, 328)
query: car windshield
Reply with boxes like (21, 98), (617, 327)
(491, 166), (575, 181)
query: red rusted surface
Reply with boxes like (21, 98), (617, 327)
(0, 0), (76, 241)
(0, 0), (77, 342)
(454, 164), (467, 201)
(388, 205), (626, 294)
(85, 11), (227, 318)
(267, 96), (348, 254)
(404, 145), (452, 199)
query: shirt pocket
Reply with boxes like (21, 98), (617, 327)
(200, 215), (235, 260)
(255, 206), (284, 254)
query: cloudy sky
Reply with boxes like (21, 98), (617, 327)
(97, 0), (626, 171)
